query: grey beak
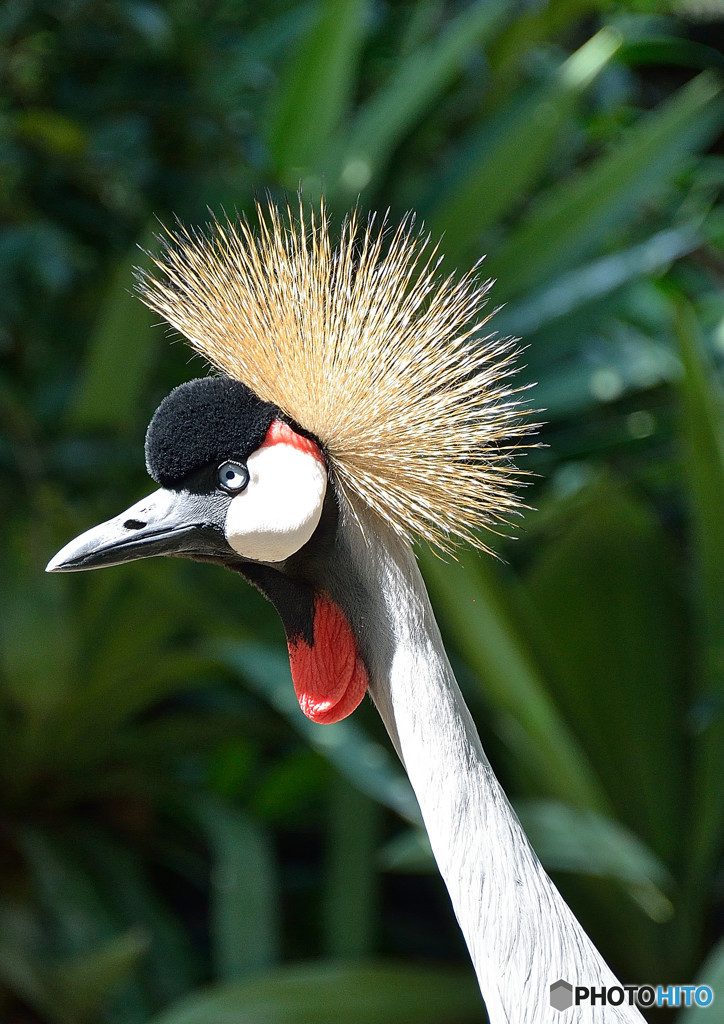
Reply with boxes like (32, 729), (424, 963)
(46, 487), (229, 573)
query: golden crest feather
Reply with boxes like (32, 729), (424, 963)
(137, 200), (535, 553)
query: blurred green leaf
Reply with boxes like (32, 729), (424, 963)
(487, 72), (724, 300)
(523, 476), (685, 863)
(68, 828), (197, 1007)
(675, 296), (724, 925)
(334, 0), (507, 196)
(0, 899), (62, 1024)
(676, 295), (724, 700)
(60, 650), (214, 759)
(253, 748), (326, 821)
(14, 109), (86, 157)
(488, 0), (606, 82)
(53, 929), (149, 1022)
(19, 829), (120, 956)
(528, 320), (681, 420)
(618, 37), (724, 72)
(516, 800), (674, 923)
(429, 27), (622, 258)
(148, 962), (482, 1024)
(17, 829), (152, 1020)
(379, 828), (436, 874)
(189, 797), (280, 981)
(218, 642), (420, 824)
(495, 225), (700, 339)
(419, 547), (609, 812)
(70, 224), (160, 432)
(268, 0), (370, 175)
(0, 573), (76, 716)
(107, 712), (246, 769)
(676, 937), (724, 1021)
(323, 777), (379, 958)
(381, 800), (675, 925)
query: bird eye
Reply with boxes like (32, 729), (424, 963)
(217, 461), (249, 494)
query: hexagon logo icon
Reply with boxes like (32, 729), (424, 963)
(550, 979), (573, 1012)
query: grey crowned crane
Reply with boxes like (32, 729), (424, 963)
(48, 203), (644, 1023)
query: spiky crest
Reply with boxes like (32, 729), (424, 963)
(137, 200), (535, 553)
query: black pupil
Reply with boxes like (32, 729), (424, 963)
(225, 470), (235, 480)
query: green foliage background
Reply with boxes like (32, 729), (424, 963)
(2, 1), (724, 1021)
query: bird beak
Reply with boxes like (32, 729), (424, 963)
(46, 487), (229, 573)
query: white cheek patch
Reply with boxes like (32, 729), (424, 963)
(225, 443), (327, 562)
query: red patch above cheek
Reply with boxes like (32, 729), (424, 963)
(288, 594), (369, 724)
(260, 420), (325, 465)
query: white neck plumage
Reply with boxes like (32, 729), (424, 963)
(341, 502), (644, 1024)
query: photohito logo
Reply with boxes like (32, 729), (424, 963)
(549, 980), (714, 1011)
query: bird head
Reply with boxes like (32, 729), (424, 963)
(47, 376), (328, 573)
(46, 374), (365, 723)
(47, 200), (535, 724)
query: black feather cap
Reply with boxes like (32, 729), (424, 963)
(145, 377), (277, 487)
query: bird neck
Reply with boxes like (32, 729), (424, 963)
(339, 502), (643, 1024)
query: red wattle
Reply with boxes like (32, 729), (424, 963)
(288, 593), (368, 724)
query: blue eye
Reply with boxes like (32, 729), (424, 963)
(218, 461), (249, 494)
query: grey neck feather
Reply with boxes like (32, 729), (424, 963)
(336, 497), (644, 1024)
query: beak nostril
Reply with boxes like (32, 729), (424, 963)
(124, 518), (146, 530)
